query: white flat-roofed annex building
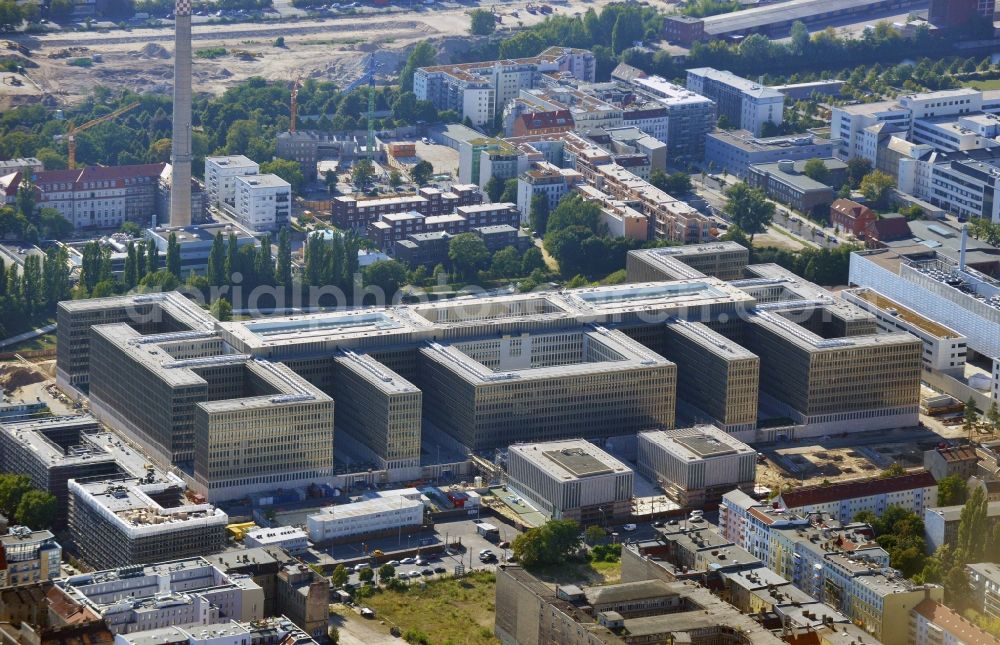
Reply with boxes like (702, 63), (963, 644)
(243, 526), (309, 555)
(306, 496), (424, 544)
(637, 426), (756, 507)
(234, 174), (291, 232)
(506, 439), (634, 523)
(204, 156), (259, 210)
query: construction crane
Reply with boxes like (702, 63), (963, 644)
(66, 102), (140, 169)
(344, 54), (378, 161)
(290, 76), (302, 134)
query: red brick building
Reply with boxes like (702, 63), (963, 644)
(830, 198), (876, 236)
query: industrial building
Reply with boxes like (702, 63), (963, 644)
(636, 427), (756, 506)
(68, 474), (228, 570)
(505, 440), (634, 523)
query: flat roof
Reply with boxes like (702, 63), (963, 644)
(640, 426), (753, 460)
(702, 0), (900, 34)
(510, 439), (632, 480)
(843, 288), (962, 339)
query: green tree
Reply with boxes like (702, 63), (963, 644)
(274, 36), (285, 47)
(490, 246), (521, 278)
(358, 567), (374, 584)
(937, 474), (969, 507)
(378, 563), (396, 581)
(166, 232), (182, 279)
(512, 519), (582, 568)
(584, 525), (606, 545)
(803, 158), (830, 184)
(521, 247), (546, 275)
(124, 241), (138, 290)
(147, 239), (160, 274)
(362, 260), (407, 298)
(484, 176), (505, 203)
(987, 401), (1000, 434)
(500, 178), (518, 203)
(277, 227), (293, 287)
(208, 233), (226, 287)
(14, 490), (56, 530)
(35, 148), (67, 171)
(859, 170), (895, 210)
(964, 397), (980, 440)
(649, 169), (692, 195)
(330, 564), (349, 588)
(957, 486), (988, 564)
(351, 159), (375, 187)
(880, 462), (905, 478)
(400, 41), (437, 93)
(448, 233), (490, 279)
(411, 160), (433, 186)
(847, 157), (873, 188)
(469, 9), (496, 35)
(49, 0), (75, 18)
(723, 182), (774, 242)
(0, 474), (33, 517)
(389, 169), (402, 188)
(546, 193), (601, 234)
(211, 297), (233, 322)
(530, 193), (550, 235)
(261, 159), (304, 194)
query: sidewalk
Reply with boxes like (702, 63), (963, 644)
(0, 323), (57, 349)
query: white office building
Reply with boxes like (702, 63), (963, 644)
(636, 426), (756, 507)
(506, 439), (634, 523)
(686, 68), (784, 136)
(306, 496), (424, 543)
(243, 526), (309, 555)
(234, 174), (291, 231)
(840, 287), (968, 375)
(204, 156), (259, 209)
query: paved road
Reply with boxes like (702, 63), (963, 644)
(0, 323), (57, 349)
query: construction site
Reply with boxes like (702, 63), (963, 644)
(1, 0), (619, 109)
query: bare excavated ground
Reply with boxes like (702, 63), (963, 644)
(10, 0), (617, 107)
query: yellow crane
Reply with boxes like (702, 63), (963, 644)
(66, 102), (140, 169)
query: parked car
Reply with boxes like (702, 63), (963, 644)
(622, 524), (637, 532)
(434, 566), (447, 574)
(401, 557), (416, 564)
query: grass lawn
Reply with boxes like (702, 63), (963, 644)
(965, 79), (1000, 90)
(527, 559), (622, 586)
(4, 332), (57, 353)
(365, 571), (499, 645)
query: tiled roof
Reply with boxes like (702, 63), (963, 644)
(34, 163), (166, 188)
(913, 599), (1000, 644)
(935, 445), (978, 463)
(830, 198), (873, 221)
(517, 110), (574, 132)
(778, 471), (936, 508)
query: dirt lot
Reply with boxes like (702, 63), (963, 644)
(10, 0), (617, 107)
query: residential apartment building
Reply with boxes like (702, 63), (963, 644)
(686, 68), (785, 136)
(924, 500), (1000, 551)
(330, 184), (481, 230)
(33, 164), (167, 230)
(830, 198), (877, 236)
(704, 129), (834, 179)
(967, 561), (1000, 619)
(58, 558), (263, 634)
(910, 598), (1000, 645)
(413, 47), (596, 127)
(233, 174), (291, 232)
(0, 528), (62, 588)
(516, 161), (585, 223)
(636, 427), (755, 507)
(367, 202), (518, 251)
(629, 75), (716, 161)
(506, 439), (634, 523)
(204, 156), (259, 209)
(773, 471), (938, 524)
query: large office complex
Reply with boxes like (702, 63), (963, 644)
(704, 130), (834, 179)
(57, 239), (924, 496)
(636, 427), (756, 506)
(687, 68), (784, 136)
(505, 440), (634, 523)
